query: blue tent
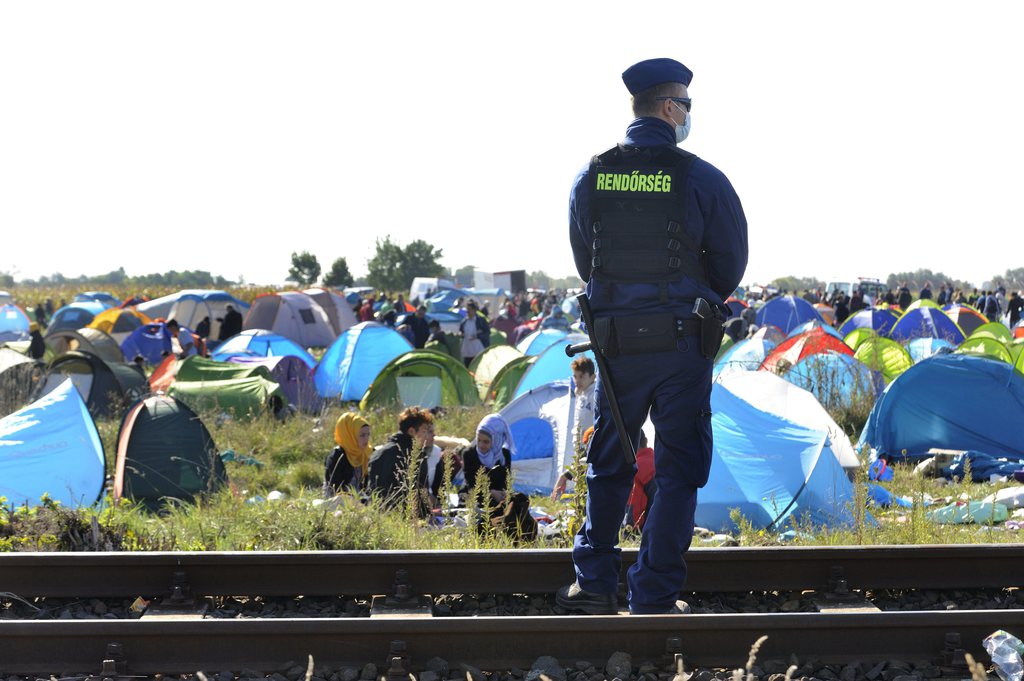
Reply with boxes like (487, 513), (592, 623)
(697, 378), (857, 532)
(787, 319), (844, 341)
(889, 308), (965, 345)
(46, 301), (107, 335)
(782, 352), (882, 406)
(859, 354), (1024, 462)
(0, 379), (105, 507)
(314, 322), (413, 400)
(516, 328), (569, 356)
(424, 288), (468, 313)
(120, 322), (174, 364)
(212, 329), (317, 368)
(906, 337), (955, 363)
(755, 296), (821, 334)
(0, 304), (31, 343)
(73, 291), (120, 307)
(713, 336), (779, 379)
(514, 334), (595, 399)
(837, 308), (899, 337)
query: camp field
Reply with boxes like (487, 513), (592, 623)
(3, 399), (1024, 554)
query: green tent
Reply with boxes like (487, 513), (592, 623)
(853, 337), (913, 384)
(425, 332), (461, 359)
(168, 375), (287, 419)
(469, 345), (524, 400)
(969, 322), (1012, 343)
(175, 355), (274, 382)
(843, 327), (877, 352)
(115, 394), (227, 508)
(359, 349), (481, 410)
(956, 337), (1012, 364)
(1016, 343), (1024, 376)
(1008, 341), (1024, 367)
(488, 355), (536, 409)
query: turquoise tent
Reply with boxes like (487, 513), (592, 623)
(697, 374), (857, 532)
(314, 322), (413, 400)
(514, 334), (595, 399)
(516, 328), (569, 356)
(212, 329), (317, 368)
(0, 379), (105, 507)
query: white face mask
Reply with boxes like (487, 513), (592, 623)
(673, 102), (691, 143)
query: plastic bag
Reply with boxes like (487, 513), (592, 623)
(984, 630), (1024, 681)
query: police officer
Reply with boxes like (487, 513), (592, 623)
(556, 58), (748, 615)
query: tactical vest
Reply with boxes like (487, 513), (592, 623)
(588, 144), (707, 290)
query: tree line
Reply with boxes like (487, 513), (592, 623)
(769, 268), (1024, 296)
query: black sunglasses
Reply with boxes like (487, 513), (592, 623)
(655, 96), (692, 112)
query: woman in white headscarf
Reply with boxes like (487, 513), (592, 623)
(462, 413), (514, 501)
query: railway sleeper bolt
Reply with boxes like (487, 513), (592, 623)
(168, 570), (193, 604)
(941, 632), (967, 669)
(823, 566), (862, 603)
(385, 640), (410, 669)
(386, 656), (412, 681)
(105, 642), (127, 674)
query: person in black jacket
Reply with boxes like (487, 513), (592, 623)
(324, 412), (373, 496)
(461, 413), (515, 503)
(366, 407), (435, 508)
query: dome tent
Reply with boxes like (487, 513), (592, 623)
(44, 301), (107, 336)
(859, 354), (1024, 462)
(499, 380), (577, 495)
(88, 308), (151, 344)
(837, 308), (899, 337)
(35, 351), (149, 418)
(0, 304), (31, 343)
(889, 307), (965, 345)
(137, 289), (250, 342)
(244, 291), (336, 348)
(114, 394), (227, 508)
(755, 295), (821, 335)
(759, 328), (853, 375)
(513, 334), (595, 400)
(212, 329), (316, 369)
(697, 372), (857, 532)
(0, 348), (43, 418)
(469, 345), (524, 400)
(0, 379), (105, 507)
(46, 328), (124, 364)
(314, 322), (413, 400)
(360, 349), (481, 410)
(853, 337), (914, 384)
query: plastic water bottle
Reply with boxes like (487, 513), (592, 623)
(984, 630), (1024, 681)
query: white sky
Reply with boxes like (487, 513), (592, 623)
(2, 1), (1022, 289)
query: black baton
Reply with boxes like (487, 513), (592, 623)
(565, 293), (636, 465)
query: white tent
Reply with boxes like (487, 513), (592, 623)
(714, 371), (860, 469)
(303, 288), (358, 336)
(137, 290), (249, 340)
(244, 291), (336, 348)
(499, 379), (577, 495)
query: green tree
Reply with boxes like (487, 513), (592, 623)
(769, 275), (824, 294)
(0, 271), (13, 288)
(885, 269), (971, 295)
(453, 264), (475, 288)
(366, 236), (446, 292)
(287, 251), (321, 287)
(990, 267), (1024, 292)
(323, 257), (354, 288)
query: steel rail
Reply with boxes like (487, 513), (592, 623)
(2, 610), (1022, 674)
(2, 545), (1023, 598)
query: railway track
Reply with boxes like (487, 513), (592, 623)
(2, 545), (1023, 675)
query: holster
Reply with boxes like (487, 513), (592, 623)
(699, 312), (726, 360)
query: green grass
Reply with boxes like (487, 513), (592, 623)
(4, 399), (1024, 552)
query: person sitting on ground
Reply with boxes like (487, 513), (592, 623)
(462, 413), (514, 504)
(324, 413), (373, 496)
(540, 306), (571, 331)
(366, 407), (435, 508)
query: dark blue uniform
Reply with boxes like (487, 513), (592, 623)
(568, 116), (747, 613)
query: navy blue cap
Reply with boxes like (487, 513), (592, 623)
(622, 58), (693, 95)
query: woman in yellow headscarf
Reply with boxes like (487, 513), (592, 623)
(323, 412), (373, 496)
